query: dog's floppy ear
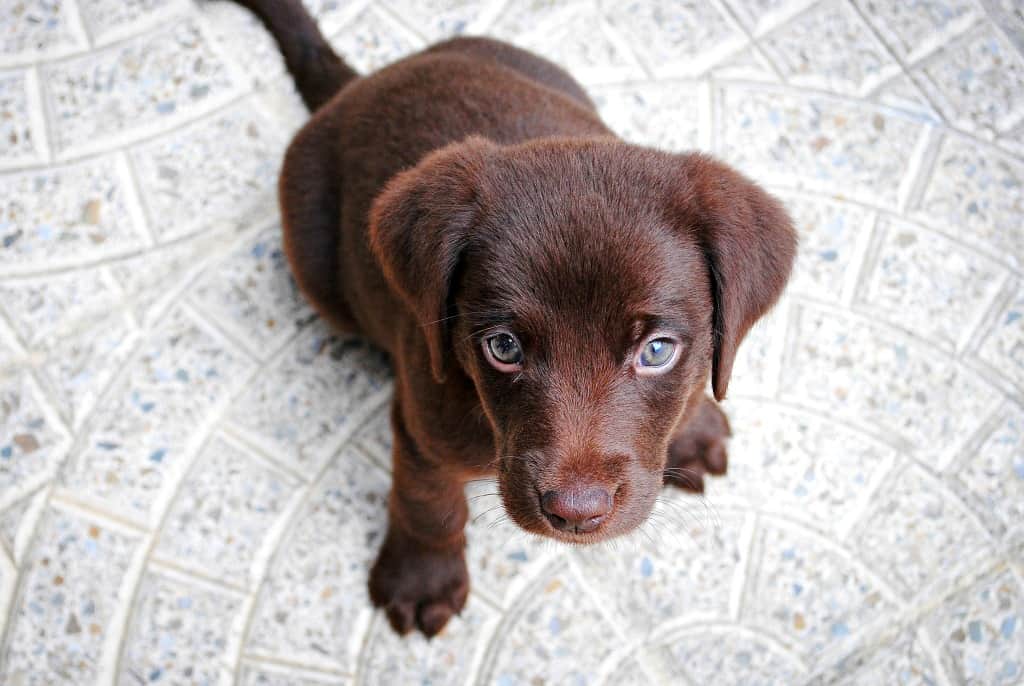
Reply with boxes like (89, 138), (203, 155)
(671, 153), (797, 401)
(368, 137), (495, 383)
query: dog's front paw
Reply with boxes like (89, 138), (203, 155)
(368, 528), (469, 637)
(664, 396), (730, 493)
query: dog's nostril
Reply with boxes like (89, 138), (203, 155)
(540, 487), (613, 534)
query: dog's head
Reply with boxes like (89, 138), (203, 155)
(370, 136), (796, 543)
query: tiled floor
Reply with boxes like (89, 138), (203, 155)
(1, 0), (1022, 684)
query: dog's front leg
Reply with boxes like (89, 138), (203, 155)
(663, 395), (731, 493)
(368, 403), (470, 637)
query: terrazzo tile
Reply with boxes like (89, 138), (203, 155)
(119, 569), (245, 686)
(953, 408), (1024, 537)
(479, 567), (621, 686)
(712, 400), (894, 533)
(129, 101), (286, 242)
(226, 322), (391, 474)
(244, 446), (389, 673)
(572, 508), (743, 635)
(602, 0), (745, 78)
(0, 0), (87, 63)
(200, 0), (288, 88)
(780, 193), (870, 302)
(153, 435), (302, 587)
(326, 4), (424, 74)
(652, 626), (806, 685)
(0, 268), (123, 346)
(852, 0), (977, 62)
(351, 403), (393, 468)
(42, 17), (241, 157)
(915, 22), (1024, 135)
(973, 283), (1024, 391)
(77, 0), (188, 45)
(813, 625), (941, 686)
(717, 84), (924, 207)
(356, 599), (498, 685)
(744, 520), (897, 664)
(382, 0), (499, 43)
(759, 0), (899, 96)
(238, 663), (349, 686)
(59, 306), (253, 520)
(0, 156), (149, 273)
(489, 1), (645, 85)
(870, 74), (943, 122)
(722, 301), (785, 397)
(857, 217), (1006, 352)
(923, 566), (1024, 685)
(591, 82), (701, 153)
(601, 655), (657, 686)
(724, 0), (814, 35)
(782, 303), (999, 455)
(0, 487), (45, 564)
(0, 507), (142, 685)
(913, 134), (1024, 269)
(0, 68), (45, 168)
(0, 370), (69, 501)
(849, 462), (993, 600)
(188, 225), (313, 359)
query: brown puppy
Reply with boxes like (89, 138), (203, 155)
(233, 0), (797, 638)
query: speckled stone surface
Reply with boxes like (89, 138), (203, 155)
(1, 1), (1022, 684)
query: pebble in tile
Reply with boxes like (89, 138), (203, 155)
(0, 69), (44, 167)
(0, 157), (148, 272)
(914, 134), (1024, 269)
(954, 409), (1024, 536)
(0, 0), (86, 61)
(326, 5), (424, 75)
(857, 217), (1006, 352)
(42, 17), (240, 156)
(573, 507), (743, 636)
(974, 283), (1024, 392)
(0, 371), (68, 500)
(188, 225), (312, 358)
(227, 321), (391, 474)
(481, 567), (620, 686)
(818, 626), (941, 686)
(130, 102), (286, 242)
(592, 83), (701, 153)
(745, 521), (896, 664)
(490, 2), (645, 86)
(602, 0), (744, 78)
(119, 568), (245, 686)
(59, 306), (252, 519)
(783, 303), (998, 453)
(653, 626), (805, 685)
(154, 435), (302, 587)
(780, 193), (868, 301)
(717, 84), (923, 208)
(852, 0), (977, 62)
(715, 400), (894, 532)
(77, 0), (186, 45)
(850, 462), (993, 600)
(760, 0), (899, 96)
(917, 22), (1024, 135)
(924, 566), (1023, 685)
(357, 599), (498, 685)
(0, 507), (142, 685)
(244, 445), (389, 673)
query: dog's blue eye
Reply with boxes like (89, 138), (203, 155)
(487, 333), (523, 365)
(639, 338), (675, 367)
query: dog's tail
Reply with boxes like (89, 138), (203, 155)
(231, 0), (358, 111)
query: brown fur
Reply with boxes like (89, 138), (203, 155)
(233, 0), (797, 638)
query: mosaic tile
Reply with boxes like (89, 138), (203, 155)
(0, 370), (68, 500)
(0, 507), (142, 685)
(326, 4), (424, 74)
(717, 84), (924, 207)
(226, 322), (391, 474)
(154, 435), (303, 587)
(973, 283), (1024, 391)
(238, 663), (349, 686)
(244, 445), (390, 673)
(849, 463), (993, 599)
(382, 0), (499, 43)
(42, 17), (240, 156)
(78, 0), (188, 45)
(0, 0), (86, 62)
(852, 0), (977, 61)
(0, 268), (122, 346)
(924, 566), (1024, 685)
(592, 83), (701, 153)
(954, 409), (1024, 537)
(815, 625), (941, 686)
(654, 627), (806, 685)
(0, 68), (45, 168)
(129, 100), (286, 242)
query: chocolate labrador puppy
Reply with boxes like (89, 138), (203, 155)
(231, 0), (797, 637)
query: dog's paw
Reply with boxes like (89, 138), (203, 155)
(664, 396), (731, 493)
(368, 528), (469, 637)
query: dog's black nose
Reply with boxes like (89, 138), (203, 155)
(540, 487), (612, 533)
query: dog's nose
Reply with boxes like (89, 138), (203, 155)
(540, 487), (613, 533)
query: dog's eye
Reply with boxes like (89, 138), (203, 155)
(484, 332), (523, 371)
(637, 338), (677, 370)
